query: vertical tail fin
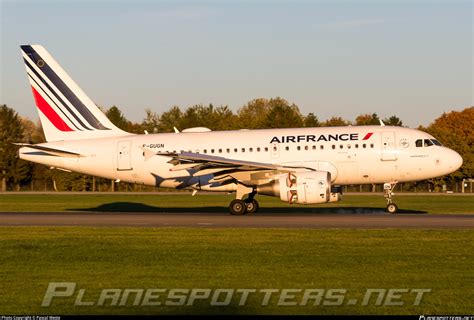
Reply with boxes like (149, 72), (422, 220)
(20, 44), (130, 141)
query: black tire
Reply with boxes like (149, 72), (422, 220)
(245, 199), (259, 214)
(387, 203), (398, 214)
(229, 199), (247, 215)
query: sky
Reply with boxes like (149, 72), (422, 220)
(1, 0), (472, 128)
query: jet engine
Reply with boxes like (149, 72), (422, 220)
(258, 171), (342, 204)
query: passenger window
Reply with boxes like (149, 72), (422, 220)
(257, 147), (261, 152)
(265, 147), (269, 152)
(297, 146), (301, 151)
(339, 145), (343, 149)
(320, 145), (324, 150)
(203, 149), (207, 153)
(242, 148), (245, 153)
(249, 148), (253, 152)
(424, 139), (433, 147)
(415, 139), (423, 147)
(355, 144), (359, 148)
(285, 146), (289, 151)
(332, 145), (335, 149)
(234, 148), (238, 153)
(305, 146), (309, 150)
(218, 149), (222, 153)
(363, 144), (366, 148)
(211, 149), (215, 153)
(312, 145), (316, 150)
(226, 148), (230, 153)
(347, 144), (351, 149)
(370, 143), (374, 148)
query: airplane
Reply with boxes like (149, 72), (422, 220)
(16, 44), (463, 215)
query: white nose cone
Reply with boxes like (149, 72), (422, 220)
(447, 149), (463, 172)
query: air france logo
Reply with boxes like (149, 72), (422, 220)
(270, 133), (373, 143)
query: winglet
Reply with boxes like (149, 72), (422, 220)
(173, 127), (180, 133)
(379, 119), (385, 126)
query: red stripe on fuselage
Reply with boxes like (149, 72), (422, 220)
(31, 86), (73, 132)
(362, 132), (373, 140)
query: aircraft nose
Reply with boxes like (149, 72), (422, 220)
(446, 149), (463, 171)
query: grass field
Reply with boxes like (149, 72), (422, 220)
(0, 194), (472, 315)
(0, 193), (473, 214)
(0, 227), (472, 315)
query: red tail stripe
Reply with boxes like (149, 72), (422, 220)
(31, 86), (73, 132)
(362, 132), (373, 140)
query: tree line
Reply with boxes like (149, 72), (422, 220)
(0, 98), (472, 192)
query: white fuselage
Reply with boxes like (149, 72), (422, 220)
(20, 125), (463, 192)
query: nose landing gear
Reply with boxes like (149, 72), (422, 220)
(384, 182), (399, 214)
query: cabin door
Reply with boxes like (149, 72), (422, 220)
(117, 140), (133, 170)
(381, 132), (397, 161)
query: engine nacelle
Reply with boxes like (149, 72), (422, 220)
(258, 171), (332, 204)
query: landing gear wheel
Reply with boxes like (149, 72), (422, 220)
(229, 199), (248, 215)
(245, 199), (259, 214)
(387, 203), (398, 214)
(384, 182), (399, 214)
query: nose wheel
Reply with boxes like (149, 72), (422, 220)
(384, 182), (399, 214)
(386, 203), (398, 214)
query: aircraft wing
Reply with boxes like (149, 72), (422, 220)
(161, 151), (279, 170)
(154, 151), (310, 180)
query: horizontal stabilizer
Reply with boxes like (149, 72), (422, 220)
(14, 143), (83, 158)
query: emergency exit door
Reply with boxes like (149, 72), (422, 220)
(381, 132), (397, 161)
(117, 140), (132, 170)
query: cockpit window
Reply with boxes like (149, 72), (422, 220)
(424, 139), (433, 147)
(416, 138), (441, 147)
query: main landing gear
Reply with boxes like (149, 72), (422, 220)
(229, 199), (248, 215)
(229, 198), (259, 215)
(229, 186), (259, 215)
(245, 197), (259, 214)
(384, 182), (399, 214)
